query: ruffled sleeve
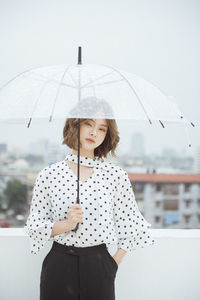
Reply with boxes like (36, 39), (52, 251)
(23, 167), (55, 254)
(113, 169), (156, 252)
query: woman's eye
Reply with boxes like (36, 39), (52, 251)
(85, 122), (105, 132)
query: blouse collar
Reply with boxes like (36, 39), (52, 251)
(64, 153), (104, 168)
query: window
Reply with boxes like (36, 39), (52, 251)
(163, 199), (179, 210)
(163, 184), (179, 195)
(155, 200), (161, 208)
(155, 215), (161, 223)
(197, 214), (200, 223)
(156, 184), (161, 191)
(164, 213), (179, 226)
(184, 199), (192, 208)
(184, 183), (191, 192)
(134, 182), (145, 193)
(183, 214), (191, 223)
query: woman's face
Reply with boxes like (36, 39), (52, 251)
(79, 119), (108, 151)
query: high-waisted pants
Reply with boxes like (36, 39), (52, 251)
(40, 241), (118, 300)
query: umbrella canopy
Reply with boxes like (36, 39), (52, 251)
(0, 56), (194, 127)
(0, 47), (195, 232)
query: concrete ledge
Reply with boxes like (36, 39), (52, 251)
(0, 229), (199, 300)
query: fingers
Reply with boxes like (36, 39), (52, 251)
(68, 203), (84, 224)
(68, 203), (83, 212)
(69, 203), (83, 209)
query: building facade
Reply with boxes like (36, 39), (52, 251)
(129, 173), (200, 229)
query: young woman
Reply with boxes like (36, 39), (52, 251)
(24, 116), (155, 300)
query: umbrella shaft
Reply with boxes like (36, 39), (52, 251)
(72, 46), (82, 233)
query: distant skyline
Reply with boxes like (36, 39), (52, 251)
(0, 119), (198, 158)
(0, 0), (199, 157)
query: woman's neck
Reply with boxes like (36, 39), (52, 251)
(72, 149), (95, 160)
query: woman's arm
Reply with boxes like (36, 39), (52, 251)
(50, 219), (72, 237)
(112, 169), (155, 262)
(23, 168), (55, 254)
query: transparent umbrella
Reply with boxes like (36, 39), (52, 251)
(0, 46), (195, 231)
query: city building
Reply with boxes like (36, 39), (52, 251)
(129, 173), (200, 229)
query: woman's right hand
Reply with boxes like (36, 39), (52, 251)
(66, 203), (84, 230)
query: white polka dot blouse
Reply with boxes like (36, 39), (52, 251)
(23, 152), (156, 254)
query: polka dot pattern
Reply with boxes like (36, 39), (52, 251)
(113, 171), (155, 251)
(23, 153), (156, 254)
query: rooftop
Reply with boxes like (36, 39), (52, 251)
(128, 173), (200, 183)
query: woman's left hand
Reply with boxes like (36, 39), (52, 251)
(113, 249), (127, 266)
(113, 255), (121, 266)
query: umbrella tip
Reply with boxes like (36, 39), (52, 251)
(27, 118), (32, 128)
(159, 120), (165, 128)
(78, 46), (82, 64)
(149, 119), (152, 125)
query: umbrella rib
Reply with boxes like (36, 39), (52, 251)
(27, 69), (73, 127)
(27, 81), (50, 127)
(81, 71), (115, 88)
(24, 71), (77, 89)
(168, 97), (195, 128)
(49, 65), (72, 122)
(67, 70), (78, 87)
(0, 65), (75, 91)
(82, 78), (124, 88)
(102, 65), (153, 124)
(181, 117), (193, 147)
(0, 68), (36, 91)
(84, 68), (97, 97)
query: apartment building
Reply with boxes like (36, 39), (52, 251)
(128, 173), (200, 229)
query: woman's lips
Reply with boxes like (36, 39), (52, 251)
(86, 138), (95, 143)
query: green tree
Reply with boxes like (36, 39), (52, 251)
(0, 194), (3, 211)
(4, 179), (28, 214)
(24, 154), (44, 164)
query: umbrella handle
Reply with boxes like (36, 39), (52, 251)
(72, 198), (80, 232)
(71, 197), (80, 232)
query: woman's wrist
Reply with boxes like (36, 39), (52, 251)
(113, 248), (127, 265)
(64, 218), (73, 232)
(50, 219), (72, 237)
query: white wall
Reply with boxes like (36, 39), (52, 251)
(0, 229), (199, 300)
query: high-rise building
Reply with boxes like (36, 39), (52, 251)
(0, 143), (7, 154)
(130, 132), (145, 157)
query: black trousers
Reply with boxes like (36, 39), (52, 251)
(40, 241), (118, 300)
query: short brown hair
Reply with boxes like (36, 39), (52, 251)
(62, 118), (120, 159)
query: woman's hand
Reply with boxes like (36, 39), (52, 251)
(113, 255), (122, 266)
(66, 203), (83, 230)
(113, 248), (127, 266)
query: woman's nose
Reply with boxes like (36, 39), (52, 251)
(90, 128), (97, 135)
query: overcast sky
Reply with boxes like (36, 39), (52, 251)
(0, 0), (199, 157)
